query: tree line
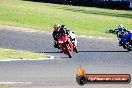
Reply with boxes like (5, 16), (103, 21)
(25, 0), (130, 9)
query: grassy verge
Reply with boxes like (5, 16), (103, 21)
(0, 0), (132, 38)
(0, 85), (9, 88)
(0, 48), (48, 60)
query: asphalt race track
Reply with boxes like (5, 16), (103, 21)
(0, 27), (132, 88)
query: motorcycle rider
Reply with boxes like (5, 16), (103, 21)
(113, 24), (128, 46)
(52, 24), (77, 49)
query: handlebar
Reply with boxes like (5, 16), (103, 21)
(105, 29), (114, 34)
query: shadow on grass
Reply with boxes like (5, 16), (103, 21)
(57, 7), (132, 19)
(23, 0), (132, 19)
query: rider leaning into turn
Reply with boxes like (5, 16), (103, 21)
(113, 24), (129, 46)
(52, 24), (71, 48)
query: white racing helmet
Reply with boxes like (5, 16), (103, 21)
(118, 24), (124, 29)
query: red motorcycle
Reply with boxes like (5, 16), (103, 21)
(58, 34), (74, 58)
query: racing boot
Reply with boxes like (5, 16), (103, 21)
(54, 41), (60, 49)
(119, 41), (123, 46)
(73, 38), (78, 53)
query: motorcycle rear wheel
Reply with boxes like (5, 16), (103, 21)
(126, 44), (132, 51)
(127, 48), (132, 51)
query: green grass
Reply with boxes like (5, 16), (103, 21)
(0, 0), (132, 37)
(0, 48), (48, 60)
(0, 85), (9, 88)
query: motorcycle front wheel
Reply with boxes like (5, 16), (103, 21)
(65, 45), (72, 58)
(126, 45), (132, 51)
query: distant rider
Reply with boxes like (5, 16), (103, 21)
(113, 24), (129, 46)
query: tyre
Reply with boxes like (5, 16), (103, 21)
(123, 45), (126, 49)
(65, 45), (72, 58)
(127, 48), (132, 51)
(128, 74), (131, 83)
(76, 76), (86, 86)
(126, 44), (132, 51)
